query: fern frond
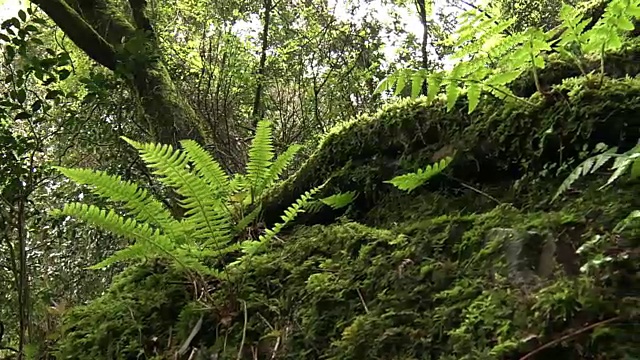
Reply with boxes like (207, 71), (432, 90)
(263, 144), (302, 190)
(385, 157), (452, 193)
(259, 185), (323, 244)
(320, 191), (357, 209)
(234, 204), (262, 234)
(53, 203), (178, 265)
(553, 146), (618, 201)
(53, 167), (189, 243)
(180, 140), (230, 196)
(122, 137), (232, 247)
(246, 121), (275, 198)
(87, 243), (149, 270)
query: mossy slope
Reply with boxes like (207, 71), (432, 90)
(54, 73), (640, 358)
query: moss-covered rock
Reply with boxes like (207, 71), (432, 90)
(261, 75), (640, 226)
(53, 54), (640, 359)
(54, 263), (192, 360)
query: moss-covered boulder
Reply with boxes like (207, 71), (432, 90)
(53, 59), (640, 358)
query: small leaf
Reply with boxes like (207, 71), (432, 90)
(426, 73), (442, 105)
(616, 16), (634, 31)
(45, 90), (63, 100)
(14, 111), (31, 120)
(58, 69), (71, 80)
(411, 72), (424, 99)
(16, 88), (26, 104)
(606, 31), (622, 50)
(0, 34), (9, 42)
(486, 70), (521, 86)
(446, 81), (459, 112)
(18, 10), (26, 22)
(467, 83), (480, 114)
(31, 99), (42, 112)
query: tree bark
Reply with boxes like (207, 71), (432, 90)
(415, 0), (429, 96)
(252, 0), (273, 128)
(32, 0), (214, 147)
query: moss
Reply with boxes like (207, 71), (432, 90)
(262, 76), (640, 227)
(54, 263), (192, 360)
(54, 56), (640, 359)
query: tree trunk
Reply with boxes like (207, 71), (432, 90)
(32, 0), (214, 147)
(16, 194), (28, 360)
(415, 0), (430, 95)
(252, 0), (273, 128)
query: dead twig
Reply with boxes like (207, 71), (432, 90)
(519, 316), (622, 360)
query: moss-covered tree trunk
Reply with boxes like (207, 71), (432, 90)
(32, 0), (214, 147)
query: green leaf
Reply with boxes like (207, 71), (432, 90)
(486, 70), (521, 86)
(616, 16), (634, 31)
(16, 88), (26, 103)
(426, 73), (442, 105)
(385, 157), (452, 193)
(14, 111), (31, 120)
(446, 81), (459, 111)
(411, 72), (424, 99)
(58, 69), (71, 80)
(394, 71), (407, 96)
(18, 10), (26, 22)
(606, 31), (622, 50)
(320, 191), (357, 209)
(467, 83), (480, 114)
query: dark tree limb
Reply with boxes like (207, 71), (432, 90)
(31, 0), (118, 70)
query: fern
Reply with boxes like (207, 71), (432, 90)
(553, 146), (619, 201)
(246, 120), (275, 200)
(320, 191), (357, 209)
(122, 137), (232, 247)
(52, 203), (188, 269)
(385, 157), (452, 193)
(240, 185), (324, 256)
(376, 0), (640, 113)
(52, 167), (189, 243)
(180, 139), (230, 196)
(52, 120), (319, 276)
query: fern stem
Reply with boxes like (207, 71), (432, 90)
(528, 39), (543, 94)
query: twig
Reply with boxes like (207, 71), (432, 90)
(237, 300), (248, 360)
(178, 315), (203, 356)
(270, 336), (281, 360)
(356, 288), (369, 314)
(519, 316), (622, 360)
(445, 175), (502, 205)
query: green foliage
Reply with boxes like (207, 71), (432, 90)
(376, 0), (640, 113)
(320, 191), (358, 209)
(385, 157), (452, 193)
(52, 121), (325, 274)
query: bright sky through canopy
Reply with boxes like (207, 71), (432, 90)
(0, 0), (23, 21)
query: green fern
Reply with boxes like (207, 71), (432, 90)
(122, 137), (232, 247)
(385, 157), (452, 193)
(320, 191), (357, 209)
(180, 139), (230, 196)
(240, 184), (324, 256)
(52, 120), (316, 275)
(246, 120), (275, 200)
(553, 146), (619, 201)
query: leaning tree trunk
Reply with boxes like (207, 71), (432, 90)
(32, 0), (214, 147)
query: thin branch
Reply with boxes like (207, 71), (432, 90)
(519, 316), (623, 360)
(237, 300), (248, 360)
